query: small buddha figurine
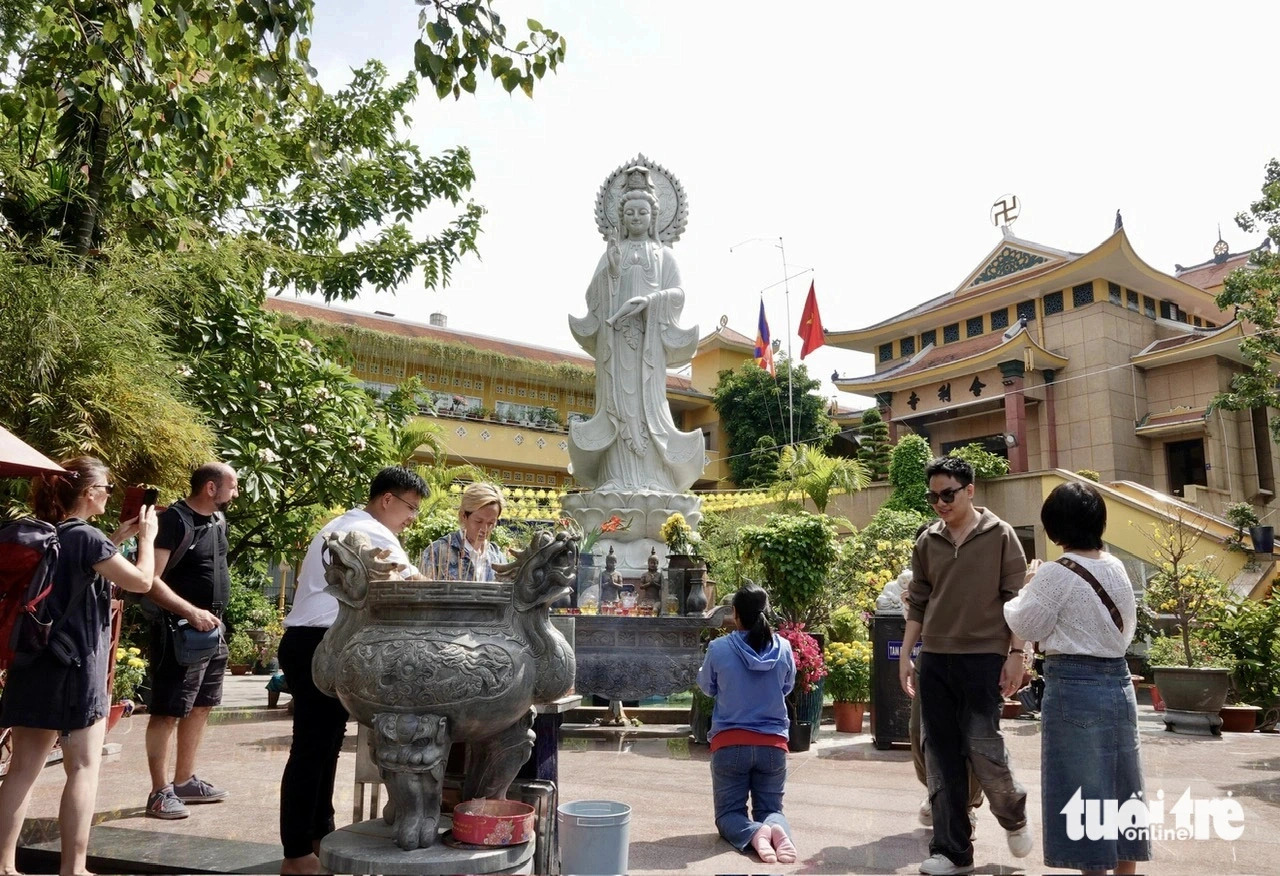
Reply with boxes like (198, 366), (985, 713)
(638, 547), (662, 606)
(600, 546), (624, 604)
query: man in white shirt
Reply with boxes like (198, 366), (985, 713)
(277, 466), (427, 875)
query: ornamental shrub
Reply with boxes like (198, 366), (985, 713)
(948, 442), (1010, 479)
(739, 512), (838, 626)
(884, 433), (932, 515)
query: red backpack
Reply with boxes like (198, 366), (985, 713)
(0, 517), (62, 669)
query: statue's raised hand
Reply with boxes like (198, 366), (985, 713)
(607, 226), (621, 279)
(606, 296), (648, 328)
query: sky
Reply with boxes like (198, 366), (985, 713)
(297, 0), (1280, 409)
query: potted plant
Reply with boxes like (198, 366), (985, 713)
(661, 513), (706, 613)
(823, 640), (871, 733)
(110, 645), (148, 731)
(1224, 502), (1260, 553)
(1140, 514), (1233, 734)
(778, 622), (827, 747)
(227, 630), (257, 675)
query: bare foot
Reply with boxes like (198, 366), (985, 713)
(751, 825), (777, 864)
(280, 853), (327, 875)
(771, 824), (798, 863)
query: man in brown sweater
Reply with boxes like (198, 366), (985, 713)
(897, 456), (1031, 876)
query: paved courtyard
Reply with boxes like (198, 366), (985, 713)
(11, 674), (1280, 874)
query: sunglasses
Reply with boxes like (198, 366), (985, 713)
(926, 487), (962, 505)
(88, 482), (117, 495)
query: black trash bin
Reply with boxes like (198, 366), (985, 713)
(870, 609), (915, 750)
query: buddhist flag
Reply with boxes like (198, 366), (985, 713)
(754, 300), (775, 376)
(799, 281), (826, 359)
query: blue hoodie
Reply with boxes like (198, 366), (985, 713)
(697, 630), (795, 740)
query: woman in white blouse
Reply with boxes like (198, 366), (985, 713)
(1004, 482), (1150, 875)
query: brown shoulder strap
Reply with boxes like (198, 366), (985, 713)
(1056, 557), (1124, 632)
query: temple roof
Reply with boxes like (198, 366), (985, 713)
(828, 228), (1225, 351)
(834, 323), (1068, 394)
(265, 297), (699, 390)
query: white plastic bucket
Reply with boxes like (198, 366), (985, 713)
(557, 799), (631, 875)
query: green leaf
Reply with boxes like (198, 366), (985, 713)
(527, 18), (542, 31)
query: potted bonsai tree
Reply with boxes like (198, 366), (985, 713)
(1141, 513), (1233, 734)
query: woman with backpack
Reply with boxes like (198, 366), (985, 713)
(0, 456), (158, 876)
(696, 582), (799, 865)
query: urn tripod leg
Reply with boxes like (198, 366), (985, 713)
(463, 708), (536, 801)
(372, 712), (451, 850)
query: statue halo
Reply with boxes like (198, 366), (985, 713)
(594, 153), (689, 245)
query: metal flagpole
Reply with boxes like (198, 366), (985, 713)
(777, 237), (794, 447)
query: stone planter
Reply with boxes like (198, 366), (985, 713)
(1219, 704), (1262, 733)
(833, 701), (865, 734)
(1250, 525), (1275, 555)
(1153, 666), (1231, 735)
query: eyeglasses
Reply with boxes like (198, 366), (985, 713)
(389, 493), (420, 517)
(926, 487), (961, 506)
(87, 483), (116, 495)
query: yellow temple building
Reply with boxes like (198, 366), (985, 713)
(266, 298), (753, 493)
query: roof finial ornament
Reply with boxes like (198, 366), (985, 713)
(1114, 209), (1123, 233)
(1213, 224), (1229, 262)
(990, 194), (1020, 235)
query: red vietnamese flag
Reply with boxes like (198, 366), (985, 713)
(799, 281), (825, 359)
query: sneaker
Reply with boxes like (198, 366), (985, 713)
(918, 799), (932, 827)
(172, 774), (229, 804)
(969, 808), (978, 839)
(1006, 824), (1033, 858)
(919, 853), (974, 875)
(146, 786), (189, 820)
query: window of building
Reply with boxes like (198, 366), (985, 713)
(966, 316), (984, 337)
(1017, 300), (1036, 322)
(1071, 282), (1094, 307)
(990, 308), (1009, 330)
(1108, 281), (1122, 305)
(1193, 317), (1203, 328)
(921, 329), (937, 348)
(1043, 291), (1064, 315)
(1143, 296), (1156, 319)
(943, 323), (960, 344)
(878, 342), (893, 362)
(1166, 438), (1207, 498)
(900, 336), (916, 357)
(1253, 408), (1277, 498)
(1127, 289), (1140, 312)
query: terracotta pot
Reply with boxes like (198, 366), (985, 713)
(1219, 705), (1262, 733)
(229, 663), (252, 676)
(833, 701), (865, 734)
(106, 702), (126, 733)
(1001, 699), (1022, 720)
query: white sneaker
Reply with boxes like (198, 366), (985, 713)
(1006, 824), (1033, 858)
(919, 853), (975, 875)
(918, 799), (932, 827)
(969, 808), (977, 838)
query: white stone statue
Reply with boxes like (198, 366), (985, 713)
(568, 160), (703, 494)
(563, 156), (705, 578)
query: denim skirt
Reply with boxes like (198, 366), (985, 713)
(1041, 654), (1151, 869)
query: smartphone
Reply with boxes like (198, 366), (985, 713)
(120, 486), (159, 521)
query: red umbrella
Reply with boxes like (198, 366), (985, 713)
(0, 425), (65, 479)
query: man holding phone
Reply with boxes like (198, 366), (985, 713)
(143, 462), (240, 820)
